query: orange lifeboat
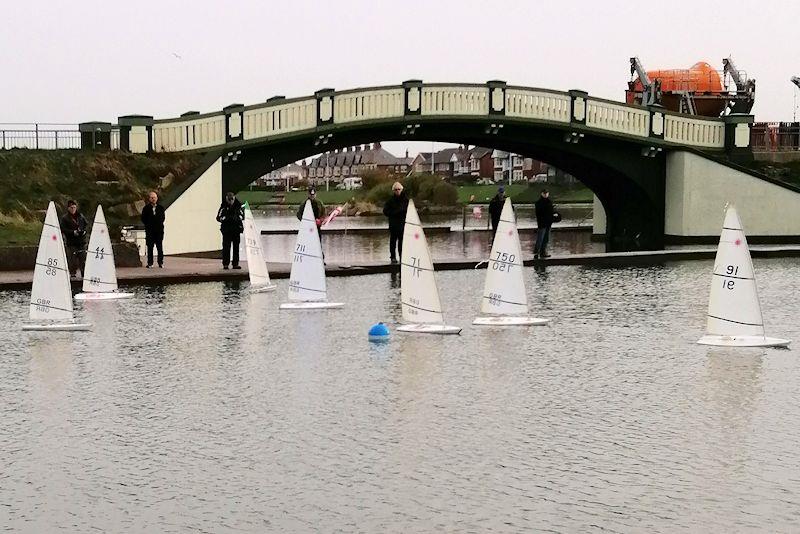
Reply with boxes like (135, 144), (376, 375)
(627, 61), (728, 116)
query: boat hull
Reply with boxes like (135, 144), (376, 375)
(250, 284), (277, 293)
(22, 322), (92, 331)
(397, 323), (461, 335)
(697, 335), (791, 347)
(279, 301), (344, 310)
(473, 316), (549, 326)
(74, 292), (134, 300)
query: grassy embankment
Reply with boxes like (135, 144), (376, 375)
(0, 150), (204, 246)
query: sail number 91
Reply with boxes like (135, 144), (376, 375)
(721, 264), (739, 290)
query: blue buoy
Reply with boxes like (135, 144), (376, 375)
(368, 322), (391, 342)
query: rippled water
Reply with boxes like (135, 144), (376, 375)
(3, 259), (800, 532)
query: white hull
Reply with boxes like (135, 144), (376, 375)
(397, 323), (462, 335)
(279, 301), (344, 310)
(697, 335), (790, 348)
(250, 284), (277, 293)
(473, 316), (550, 326)
(74, 292), (134, 300)
(22, 322), (92, 331)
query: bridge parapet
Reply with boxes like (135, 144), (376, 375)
(107, 80), (739, 154)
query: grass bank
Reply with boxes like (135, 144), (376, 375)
(0, 149), (205, 246)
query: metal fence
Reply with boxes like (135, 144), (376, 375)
(751, 122), (800, 151)
(0, 123), (81, 150)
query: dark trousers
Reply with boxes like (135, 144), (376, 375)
(66, 243), (85, 276)
(389, 228), (403, 260)
(222, 233), (240, 266)
(534, 225), (551, 255)
(146, 235), (164, 266)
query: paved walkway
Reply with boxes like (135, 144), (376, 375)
(3, 246), (800, 290)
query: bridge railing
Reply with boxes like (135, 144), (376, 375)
(420, 84), (489, 116)
(244, 97), (317, 139)
(85, 81), (738, 154)
(333, 87), (405, 124)
(586, 99), (650, 138)
(505, 88), (571, 123)
(663, 113), (725, 148)
(152, 113), (226, 152)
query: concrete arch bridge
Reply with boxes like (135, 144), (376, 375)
(82, 80), (800, 254)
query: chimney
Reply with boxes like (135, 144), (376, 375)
(374, 141), (381, 150)
(343, 146), (348, 152)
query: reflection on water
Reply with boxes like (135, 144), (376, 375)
(1, 258), (800, 532)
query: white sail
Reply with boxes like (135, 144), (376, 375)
(401, 199), (444, 324)
(81, 205), (118, 293)
(705, 205), (765, 338)
(480, 198), (528, 315)
(30, 202), (74, 321)
(243, 204), (272, 287)
(287, 200), (326, 301)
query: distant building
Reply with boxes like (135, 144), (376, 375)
(306, 143), (411, 186)
(256, 162), (308, 189)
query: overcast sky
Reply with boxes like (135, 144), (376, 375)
(2, 0), (798, 155)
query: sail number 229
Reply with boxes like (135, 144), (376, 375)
(721, 264), (739, 290)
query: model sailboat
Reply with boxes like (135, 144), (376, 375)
(22, 202), (91, 331)
(243, 202), (276, 292)
(474, 198), (548, 326)
(697, 204), (789, 347)
(397, 199), (461, 334)
(279, 200), (343, 309)
(74, 204), (134, 300)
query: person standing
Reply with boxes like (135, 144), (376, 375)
(59, 199), (88, 277)
(141, 191), (166, 268)
(383, 182), (408, 264)
(217, 191), (245, 270)
(488, 185), (506, 239)
(297, 187), (326, 263)
(534, 189), (554, 258)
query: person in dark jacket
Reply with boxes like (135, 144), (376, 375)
(59, 199), (88, 277)
(141, 191), (166, 268)
(296, 187), (325, 225)
(383, 182), (409, 263)
(487, 185), (506, 239)
(534, 189), (554, 258)
(216, 192), (245, 270)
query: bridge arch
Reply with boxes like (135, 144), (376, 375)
(99, 81), (756, 254)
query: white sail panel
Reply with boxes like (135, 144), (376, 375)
(401, 199), (444, 324)
(705, 205), (764, 337)
(30, 202), (74, 321)
(81, 205), (118, 293)
(481, 198), (528, 315)
(288, 200), (326, 301)
(243, 204), (272, 287)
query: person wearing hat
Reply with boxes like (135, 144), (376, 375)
(216, 191), (245, 270)
(487, 185), (506, 239)
(534, 189), (554, 258)
(296, 187), (325, 227)
(383, 181), (408, 264)
(59, 199), (88, 277)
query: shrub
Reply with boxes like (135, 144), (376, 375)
(360, 169), (392, 191)
(431, 181), (458, 205)
(365, 181), (393, 205)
